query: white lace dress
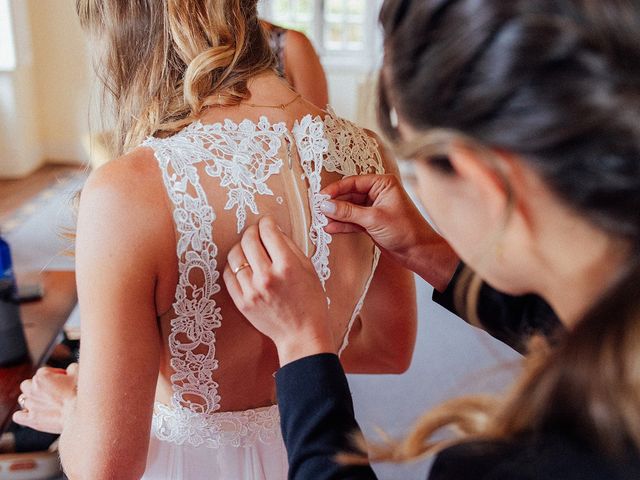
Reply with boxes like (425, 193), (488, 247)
(139, 109), (384, 480)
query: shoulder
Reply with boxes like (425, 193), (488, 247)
(284, 29), (317, 57)
(325, 112), (396, 175)
(78, 147), (171, 258)
(81, 147), (162, 211)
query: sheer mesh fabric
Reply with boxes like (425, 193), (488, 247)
(140, 109), (384, 476)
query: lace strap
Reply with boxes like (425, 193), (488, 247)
(143, 136), (224, 416)
(320, 113), (387, 354)
(294, 115), (333, 288)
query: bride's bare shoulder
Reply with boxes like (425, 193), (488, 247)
(83, 147), (162, 200)
(78, 147), (171, 239)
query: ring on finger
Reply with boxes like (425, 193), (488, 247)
(18, 394), (27, 411)
(232, 262), (251, 275)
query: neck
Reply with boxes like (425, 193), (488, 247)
(535, 218), (630, 328)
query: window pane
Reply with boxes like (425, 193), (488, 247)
(271, 0), (314, 34)
(323, 0), (366, 52)
(0, 0), (16, 70)
(266, 0), (369, 55)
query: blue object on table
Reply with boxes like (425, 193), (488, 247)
(0, 234), (28, 366)
(0, 234), (16, 289)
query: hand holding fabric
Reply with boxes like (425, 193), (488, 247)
(224, 216), (335, 366)
(320, 174), (459, 291)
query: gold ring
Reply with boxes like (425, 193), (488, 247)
(232, 262), (251, 275)
(18, 394), (27, 410)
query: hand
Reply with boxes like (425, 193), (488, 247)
(223, 216), (335, 366)
(13, 363), (78, 434)
(320, 174), (459, 291)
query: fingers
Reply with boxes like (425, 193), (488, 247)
(320, 174), (382, 198)
(223, 263), (244, 306)
(334, 192), (370, 206)
(13, 380), (34, 427)
(320, 198), (374, 228)
(19, 378), (33, 395)
(257, 216), (302, 266)
(227, 243), (253, 295)
(227, 243), (251, 276)
(12, 408), (30, 426)
(240, 224), (272, 276)
(12, 368), (72, 434)
(66, 363), (79, 377)
(324, 221), (365, 235)
(266, 219), (309, 266)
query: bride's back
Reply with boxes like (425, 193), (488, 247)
(69, 2), (415, 478)
(146, 76), (390, 414)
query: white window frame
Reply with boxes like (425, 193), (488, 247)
(0, 0), (17, 71)
(259, 0), (382, 72)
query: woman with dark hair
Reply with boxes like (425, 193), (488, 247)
(224, 0), (640, 478)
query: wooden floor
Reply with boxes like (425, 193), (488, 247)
(0, 165), (83, 224)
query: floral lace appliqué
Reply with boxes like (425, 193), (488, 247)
(144, 119), (291, 449)
(162, 118), (287, 234)
(152, 402), (281, 449)
(142, 110), (384, 448)
(293, 115), (332, 287)
(322, 110), (386, 352)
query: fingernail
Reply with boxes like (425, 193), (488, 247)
(320, 200), (336, 215)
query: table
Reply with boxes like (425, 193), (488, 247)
(0, 271), (77, 433)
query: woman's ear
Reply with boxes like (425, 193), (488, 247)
(447, 143), (514, 223)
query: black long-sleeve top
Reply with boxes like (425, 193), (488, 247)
(274, 267), (640, 479)
(276, 354), (640, 480)
(432, 264), (561, 353)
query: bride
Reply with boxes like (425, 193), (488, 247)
(14, 1), (416, 478)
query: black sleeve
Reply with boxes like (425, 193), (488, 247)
(275, 353), (378, 480)
(432, 263), (561, 354)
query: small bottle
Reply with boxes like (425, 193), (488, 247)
(0, 233), (28, 366)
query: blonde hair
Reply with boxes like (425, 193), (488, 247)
(76, 0), (275, 156)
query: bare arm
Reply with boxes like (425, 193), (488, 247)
(340, 254), (417, 374)
(58, 152), (165, 479)
(285, 30), (329, 109)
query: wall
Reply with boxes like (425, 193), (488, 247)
(0, 0), (92, 179)
(27, 0), (93, 165)
(0, 1), (42, 178)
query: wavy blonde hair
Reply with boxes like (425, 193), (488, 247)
(76, 0), (275, 156)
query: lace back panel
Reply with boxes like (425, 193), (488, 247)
(142, 109), (384, 448)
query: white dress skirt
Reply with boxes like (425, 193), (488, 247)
(141, 405), (288, 480)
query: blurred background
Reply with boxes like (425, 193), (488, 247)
(0, 0), (383, 180)
(0, 1), (519, 479)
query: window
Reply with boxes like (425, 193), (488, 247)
(0, 0), (16, 71)
(260, 0), (380, 68)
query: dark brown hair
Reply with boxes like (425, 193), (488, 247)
(371, 0), (640, 462)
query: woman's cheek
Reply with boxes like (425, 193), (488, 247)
(414, 163), (486, 263)
(414, 164), (455, 236)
